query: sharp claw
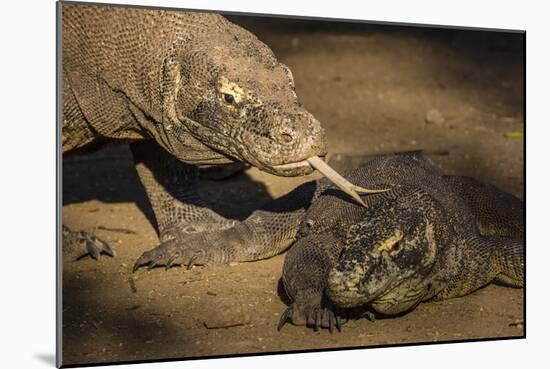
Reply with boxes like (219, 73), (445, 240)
(132, 261), (141, 273)
(187, 254), (198, 270)
(102, 244), (115, 257)
(314, 309), (321, 332)
(133, 256), (147, 272)
(364, 310), (376, 322)
(95, 236), (114, 256)
(321, 308), (328, 329)
(165, 253), (180, 270)
(147, 260), (158, 269)
(86, 242), (101, 260)
(277, 306), (292, 331)
(103, 249), (115, 257)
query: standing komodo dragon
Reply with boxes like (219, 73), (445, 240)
(62, 4), (377, 263)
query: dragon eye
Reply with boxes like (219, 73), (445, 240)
(223, 93), (235, 104)
(390, 242), (401, 252)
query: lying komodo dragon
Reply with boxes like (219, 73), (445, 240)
(134, 151), (523, 332)
(278, 152), (524, 332)
(62, 4), (377, 262)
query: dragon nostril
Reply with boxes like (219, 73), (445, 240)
(280, 132), (293, 144)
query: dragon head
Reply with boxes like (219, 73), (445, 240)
(157, 16), (327, 177)
(326, 191), (444, 314)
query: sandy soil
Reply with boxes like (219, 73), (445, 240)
(62, 17), (524, 366)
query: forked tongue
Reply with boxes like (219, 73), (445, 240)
(306, 156), (388, 207)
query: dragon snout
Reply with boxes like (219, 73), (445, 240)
(274, 126), (296, 145)
(256, 111), (327, 176)
(303, 115), (328, 155)
(275, 113), (327, 153)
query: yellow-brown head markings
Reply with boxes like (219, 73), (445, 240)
(217, 77), (250, 107)
(376, 229), (404, 257)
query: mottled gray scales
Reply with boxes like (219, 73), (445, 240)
(444, 175), (524, 239)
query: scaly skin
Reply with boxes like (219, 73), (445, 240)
(280, 152), (524, 332)
(61, 4), (327, 261)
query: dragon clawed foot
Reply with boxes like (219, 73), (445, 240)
(63, 225), (116, 261)
(132, 225), (236, 272)
(277, 300), (346, 333)
(133, 236), (208, 272)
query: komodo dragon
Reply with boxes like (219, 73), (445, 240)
(278, 152), (524, 332)
(62, 4), (377, 262)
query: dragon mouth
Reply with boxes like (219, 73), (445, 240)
(181, 122), (388, 206)
(176, 117), (388, 207)
(328, 288), (370, 308)
(272, 159), (311, 170)
(189, 123), (388, 208)
(327, 271), (395, 308)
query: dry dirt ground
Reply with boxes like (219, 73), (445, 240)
(62, 16), (524, 366)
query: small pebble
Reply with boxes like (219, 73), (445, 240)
(425, 109), (445, 125)
(509, 320), (524, 328)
